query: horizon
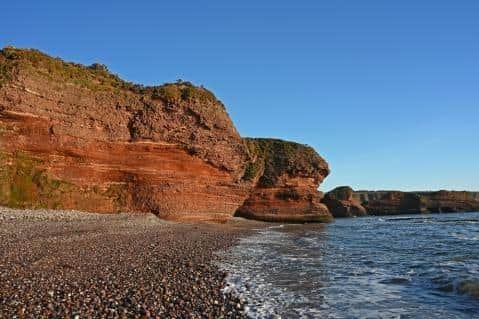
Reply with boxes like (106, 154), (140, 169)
(2, 0), (478, 192)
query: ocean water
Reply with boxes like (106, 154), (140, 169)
(218, 213), (479, 318)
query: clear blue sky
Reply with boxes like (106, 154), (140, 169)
(1, 1), (478, 191)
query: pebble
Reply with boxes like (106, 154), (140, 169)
(0, 207), (252, 318)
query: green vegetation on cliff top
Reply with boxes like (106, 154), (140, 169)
(0, 46), (221, 106)
(243, 138), (329, 187)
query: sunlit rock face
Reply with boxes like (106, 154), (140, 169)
(0, 47), (334, 222)
(0, 47), (251, 221)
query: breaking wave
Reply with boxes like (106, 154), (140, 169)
(219, 212), (479, 318)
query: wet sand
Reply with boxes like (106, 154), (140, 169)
(0, 207), (260, 318)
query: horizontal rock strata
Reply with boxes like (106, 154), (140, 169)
(0, 47), (251, 221)
(353, 190), (479, 215)
(0, 47), (333, 222)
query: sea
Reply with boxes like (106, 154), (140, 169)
(218, 212), (479, 319)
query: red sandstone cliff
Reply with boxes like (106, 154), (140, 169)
(0, 47), (332, 222)
(353, 190), (479, 215)
(235, 138), (332, 222)
(0, 47), (252, 221)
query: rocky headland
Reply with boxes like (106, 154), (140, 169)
(354, 190), (479, 215)
(323, 187), (479, 217)
(0, 47), (330, 223)
(322, 187), (479, 218)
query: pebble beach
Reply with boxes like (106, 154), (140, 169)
(0, 207), (257, 318)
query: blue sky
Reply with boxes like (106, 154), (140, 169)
(1, 1), (478, 191)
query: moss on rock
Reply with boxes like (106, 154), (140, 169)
(0, 151), (73, 208)
(0, 151), (133, 212)
(242, 138), (329, 187)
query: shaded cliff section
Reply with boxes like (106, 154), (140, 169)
(0, 47), (333, 222)
(354, 190), (479, 215)
(235, 138), (333, 223)
(321, 186), (367, 218)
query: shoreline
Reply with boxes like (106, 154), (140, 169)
(0, 207), (264, 318)
(214, 213), (479, 317)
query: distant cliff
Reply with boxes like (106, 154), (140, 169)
(353, 190), (479, 215)
(0, 47), (332, 222)
(322, 186), (366, 218)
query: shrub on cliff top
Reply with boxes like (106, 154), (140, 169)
(0, 46), (136, 91)
(243, 138), (329, 187)
(0, 48), (17, 86)
(0, 47), (221, 106)
(149, 81), (219, 106)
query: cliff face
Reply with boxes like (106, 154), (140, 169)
(0, 47), (333, 222)
(353, 190), (479, 215)
(0, 47), (251, 221)
(322, 186), (366, 218)
(235, 138), (332, 222)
